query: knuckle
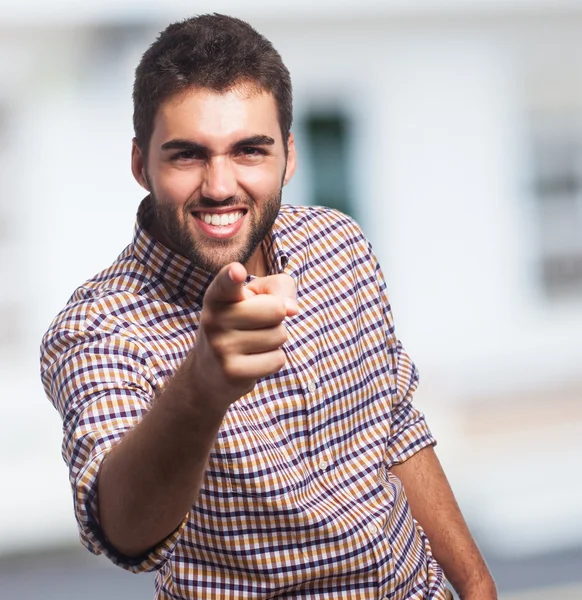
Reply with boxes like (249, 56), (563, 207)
(200, 309), (217, 332)
(273, 349), (286, 371)
(223, 357), (245, 382)
(208, 332), (235, 363)
(276, 324), (288, 345)
(281, 274), (296, 294)
(202, 305), (233, 335)
(209, 335), (226, 357)
(271, 300), (287, 322)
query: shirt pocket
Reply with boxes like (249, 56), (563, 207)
(211, 407), (305, 498)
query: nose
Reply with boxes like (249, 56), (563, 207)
(201, 156), (237, 202)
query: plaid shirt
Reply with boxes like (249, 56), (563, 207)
(41, 198), (448, 599)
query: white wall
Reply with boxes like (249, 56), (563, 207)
(270, 19), (582, 555)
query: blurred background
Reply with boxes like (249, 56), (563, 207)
(1, 0), (581, 598)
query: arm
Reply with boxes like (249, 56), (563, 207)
(391, 446), (497, 600)
(97, 263), (297, 557)
(96, 355), (227, 557)
(352, 227), (496, 597)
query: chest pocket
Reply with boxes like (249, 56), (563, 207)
(210, 405), (306, 498)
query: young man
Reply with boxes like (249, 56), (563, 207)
(41, 14), (496, 600)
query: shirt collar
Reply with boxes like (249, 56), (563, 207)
(260, 221), (289, 276)
(131, 196), (291, 304)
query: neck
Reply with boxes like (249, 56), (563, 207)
(244, 243), (268, 277)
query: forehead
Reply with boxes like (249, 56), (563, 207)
(153, 85), (282, 146)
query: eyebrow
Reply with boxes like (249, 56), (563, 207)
(232, 135), (275, 150)
(160, 135), (276, 154)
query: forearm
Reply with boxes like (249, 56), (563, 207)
(97, 355), (227, 557)
(97, 264), (296, 558)
(391, 446), (497, 599)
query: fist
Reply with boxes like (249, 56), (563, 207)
(188, 263), (298, 409)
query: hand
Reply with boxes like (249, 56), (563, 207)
(188, 262), (298, 410)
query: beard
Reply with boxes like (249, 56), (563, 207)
(149, 187), (282, 274)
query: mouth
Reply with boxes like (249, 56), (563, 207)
(193, 209), (245, 227)
(191, 208), (247, 239)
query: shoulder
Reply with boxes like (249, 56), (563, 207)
(275, 205), (379, 286)
(40, 249), (161, 366)
(70, 247), (159, 306)
(277, 204), (368, 247)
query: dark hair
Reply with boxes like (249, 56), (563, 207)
(133, 13), (293, 158)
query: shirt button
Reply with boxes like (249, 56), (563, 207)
(367, 522), (379, 535)
(307, 381), (317, 393)
(318, 459), (329, 471)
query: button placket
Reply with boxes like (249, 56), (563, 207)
(368, 515), (396, 600)
(305, 378), (336, 475)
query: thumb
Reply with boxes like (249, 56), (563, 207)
(204, 262), (248, 306)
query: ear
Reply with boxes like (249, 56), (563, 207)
(283, 132), (297, 186)
(131, 138), (151, 191)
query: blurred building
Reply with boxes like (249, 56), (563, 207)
(0, 0), (580, 575)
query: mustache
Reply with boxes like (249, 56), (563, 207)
(185, 196), (252, 211)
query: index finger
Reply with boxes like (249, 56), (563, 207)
(204, 262), (249, 307)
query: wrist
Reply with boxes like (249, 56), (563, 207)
(160, 355), (229, 426)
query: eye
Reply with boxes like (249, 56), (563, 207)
(238, 147), (266, 157)
(172, 149), (205, 161)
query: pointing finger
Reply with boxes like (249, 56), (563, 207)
(204, 263), (248, 307)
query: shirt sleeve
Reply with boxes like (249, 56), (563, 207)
(40, 297), (188, 573)
(368, 251), (437, 466)
(334, 212), (437, 467)
(383, 339), (437, 466)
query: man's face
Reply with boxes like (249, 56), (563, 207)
(132, 85), (296, 276)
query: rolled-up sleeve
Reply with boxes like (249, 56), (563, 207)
(40, 298), (188, 572)
(383, 340), (436, 467)
(359, 236), (437, 467)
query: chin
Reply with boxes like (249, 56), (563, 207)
(195, 250), (251, 274)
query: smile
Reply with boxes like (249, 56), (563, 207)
(194, 210), (245, 227)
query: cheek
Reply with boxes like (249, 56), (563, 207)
(155, 168), (201, 205)
(237, 165), (282, 196)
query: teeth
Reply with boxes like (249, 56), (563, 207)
(200, 211), (243, 226)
